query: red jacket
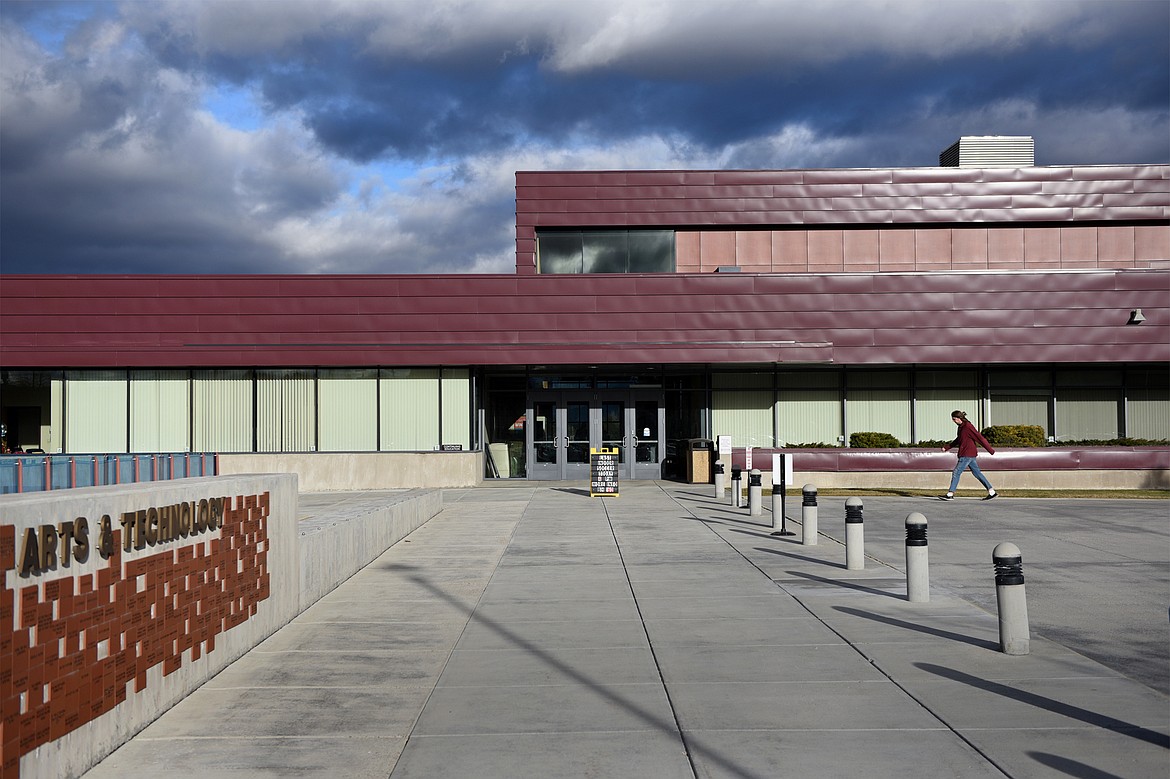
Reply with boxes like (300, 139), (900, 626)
(947, 421), (995, 458)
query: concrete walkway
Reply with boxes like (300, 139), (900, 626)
(82, 483), (1168, 779)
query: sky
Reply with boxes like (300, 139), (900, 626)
(1, 0), (1167, 276)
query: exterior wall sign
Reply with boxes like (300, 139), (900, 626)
(17, 497), (226, 577)
(1, 492), (272, 773)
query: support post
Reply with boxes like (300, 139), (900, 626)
(845, 497), (864, 570)
(748, 469), (762, 516)
(801, 485), (818, 545)
(905, 513), (929, 602)
(994, 542), (1030, 655)
(730, 466), (742, 508)
(714, 460), (725, 499)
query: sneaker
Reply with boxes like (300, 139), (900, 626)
(982, 491), (998, 501)
(938, 493), (954, 501)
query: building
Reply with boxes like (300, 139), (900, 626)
(2, 146), (1168, 485)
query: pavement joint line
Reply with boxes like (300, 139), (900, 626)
(661, 485), (1018, 778)
(599, 490), (702, 779)
(380, 500), (527, 764)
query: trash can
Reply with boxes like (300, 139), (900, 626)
(684, 438), (713, 484)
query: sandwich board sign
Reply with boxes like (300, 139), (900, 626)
(590, 448), (619, 497)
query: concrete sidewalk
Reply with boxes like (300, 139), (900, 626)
(81, 483), (1168, 779)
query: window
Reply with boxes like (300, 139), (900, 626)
(537, 230), (675, 273)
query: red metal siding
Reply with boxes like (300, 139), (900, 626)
(1, 271), (1166, 369)
(517, 166), (1170, 274)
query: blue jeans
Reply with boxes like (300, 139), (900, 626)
(949, 457), (993, 492)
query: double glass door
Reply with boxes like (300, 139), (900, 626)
(528, 391), (663, 481)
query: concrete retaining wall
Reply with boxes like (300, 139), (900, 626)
(1, 475), (300, 779)
(2, 476), (443, 778)
(218, 451), (482, 490)
(298, 489), (442, 607)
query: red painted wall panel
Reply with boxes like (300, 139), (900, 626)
(2, 270), (1167, 369)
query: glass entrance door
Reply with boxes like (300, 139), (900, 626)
(527, 390), (664, 481)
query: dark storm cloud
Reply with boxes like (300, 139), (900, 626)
(0, 0), (1166, 275)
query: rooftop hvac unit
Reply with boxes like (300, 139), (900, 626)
(940, 136), (1035, 168)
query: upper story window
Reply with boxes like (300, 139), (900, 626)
(537, 230), (675, 274)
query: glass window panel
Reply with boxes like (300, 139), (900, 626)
(1127, 388), (1170, 439)
(989, 390), (1048, 434)
(566, 400), (590, 463)
(529, 375), (592, 390)
(778, 389), (841, 446)
(1056, 389), (1120, 441)
(130, 370), (190, 452)
(848, 389), (910, 443)
(583, 232), (628, 273)
(380, 369), (439, 451)
(1056, 370), (1122, 387)
(256, 369), (314, 452)
(712, 390), (774, 447)
(916, 371), (977, 389)
(989, 371), (1050, 388)
(628, 231), (675, 272)
(192, 370), (253, 452)
(441, 368), (471, 449)
(537, 233), (583, 274)
(713, 372), (773, 389)
(65, 371), (128, 453)
(778, 371), (841, 390)
(533, 400), (557, 464)
(848, 371), (909, 389)
(319, 369), (377, 451)
(915, 388), (981, 442)
(635, 400), (659, 463)
(1127, 369), (1170, 389)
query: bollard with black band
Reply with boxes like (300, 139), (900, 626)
(748, 469), (762, 516)
(845, 497), (864, 570)
(993, 542), (1030, 655)
(714, 460), (725, 499)
(730, 466), (742, 508)
(800, 484), (818, 545)
(905, 512), (929, 602)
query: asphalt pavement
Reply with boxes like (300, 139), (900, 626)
(80, 482), (1169, 779)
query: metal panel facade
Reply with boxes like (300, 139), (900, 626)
(1, 270), (1166, 368)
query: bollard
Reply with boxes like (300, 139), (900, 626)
(714, 460), (726, 499)
(730, 466), (742, 508)
(801, 485), (818, 545)
(905, 513), (929, 602)
(772, 481), (795, 536)
(845, 497), (864, 570)
(748, 469), (762, 516)
(993, 542), (1030, 655)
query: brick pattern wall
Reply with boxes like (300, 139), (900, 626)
(1, 493), (271, 778)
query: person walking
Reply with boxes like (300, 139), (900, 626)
(940, 410), (998, 500)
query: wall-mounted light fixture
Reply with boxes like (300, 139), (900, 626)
(1128, 309), (1146, 325)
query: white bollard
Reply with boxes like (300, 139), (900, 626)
(994, 542), (1030, 655)
(845, 497), (864, 570)
(801, 485), (818, 545)
(748, 469), (762, 516)
(905, 513), (929, 602)
(714, 460), (726, 499)
(730, 467), (742, 508)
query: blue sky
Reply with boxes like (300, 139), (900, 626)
(1, 0), (1167, 275)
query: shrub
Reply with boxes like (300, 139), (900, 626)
(983, 425), (1045, 447)
(786, 442), (841, 448)
(911, 439), (950, 449)
(850, 432), (902, 448)
(1056, 437), (1170, 447)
